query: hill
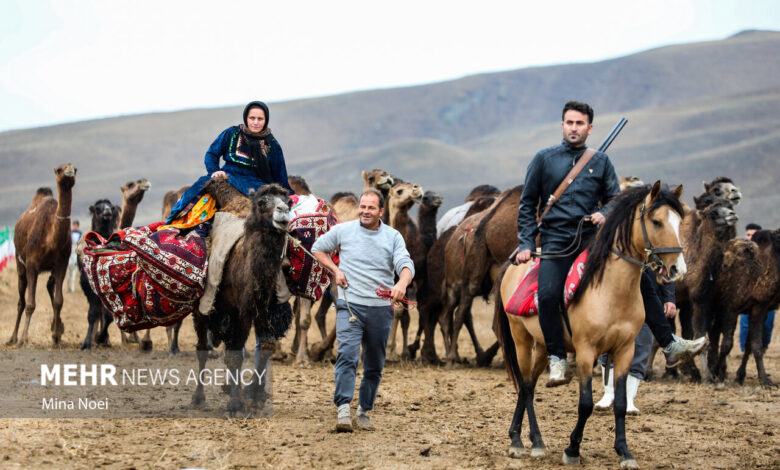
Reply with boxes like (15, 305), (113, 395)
(1, 30), (778, 228)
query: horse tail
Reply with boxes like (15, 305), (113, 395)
(495, 261), (522, 393)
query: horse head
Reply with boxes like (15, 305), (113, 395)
(634, 181), (687, 283)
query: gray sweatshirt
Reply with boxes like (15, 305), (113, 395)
(311, 220), (415, 306)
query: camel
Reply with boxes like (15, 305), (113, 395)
(440, 186), (522, 366)
(362, 169), (394, 223)
(328, 192), (358, 222)
(619, 176), (644, 191)
(436, 184), (501, 237)
(8, 163), (77, 346)
(496, 183), (686, 467)
(191, 178), (292, 413)
(118, 178), (152, 230)
(78, 199), (120, 350)
(386, 181), (425, 361)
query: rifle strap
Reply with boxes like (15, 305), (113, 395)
(536, 147), (597, 226)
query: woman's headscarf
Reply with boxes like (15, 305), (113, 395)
(243, 101), (270, 132)
(240, 101), (273, 182)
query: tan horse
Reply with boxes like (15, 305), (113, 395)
(496, 182), (686, 468)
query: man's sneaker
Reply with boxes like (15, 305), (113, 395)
(664, 335), (707, 368)
(335, 404), (352, 433)
(355, 413), (373, 430)
(546, 356), (573, 387)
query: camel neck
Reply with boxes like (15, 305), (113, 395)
(119, 201), (138, 230)
(389, 202), (413, 233)
(54, 182), (73, 241)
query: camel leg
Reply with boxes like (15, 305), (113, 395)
(294, 298), (313, 368)
(18, 266), (40, 346)
(95, 307), (113, 346)
(81, 295), (103, 350)
(49, 271), (65, 344)
(418, 300), (442, 365)
(447, 289), (475, 365)
(742, 308), (777, 388)
(8, 268), (28, 345)
(223, 347), (245, 416)
(140, 329), (153, 352)
(314, 293), (333, 340)
(310, 325), (337, 362)
(166, 321), (182, 355)
(190, 313), (210, 407)
(245, 341), (273, 407)
(386, 305), (403, 362)
(713, 311), (738, 382)
(400, 307), (411, 360)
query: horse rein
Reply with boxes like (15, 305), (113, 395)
(610, 202), (683, 282)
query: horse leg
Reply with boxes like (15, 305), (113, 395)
(526, 347), (549, 457)
(9, 267), (29, 345)
(504, 319), (537, 458)
(294, 298), (313, 368)
(190, 313), (210, 406)
(18, 266), (40, 346)
(611, 349), (639, 468)
(563, 349), (597, 466)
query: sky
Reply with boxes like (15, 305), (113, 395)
(1, 0), (779, 132)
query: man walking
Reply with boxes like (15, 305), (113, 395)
(313, 188), (414, 432)
(515, 100), (705, 387)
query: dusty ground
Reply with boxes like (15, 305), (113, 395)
(1, 261), (778, 469)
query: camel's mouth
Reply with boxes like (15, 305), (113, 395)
(376, 176), (394, 189)
(139, 182), (152, 191)
(724, 212), (739, 226)
(64, 169), (76, 177)
(273, 208), (291, 231)
(728, 194), (742, 206)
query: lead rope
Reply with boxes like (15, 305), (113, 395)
(285, 233), (360, 323)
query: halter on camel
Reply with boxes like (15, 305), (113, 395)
(495, 181), (686, 469)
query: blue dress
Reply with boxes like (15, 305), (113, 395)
(166, 126), (293, 223)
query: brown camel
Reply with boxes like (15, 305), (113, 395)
(619, 176), (644, 191)
(441, 186), (522, 366)
(8, 163), (76, 346)
(386, 181), (425, 361)
(362, 169), (394, 223)
(191, 177), (292, 413)
(118, 178), (152, 229)
(161, 186), (189, 221)
(413, 195), (499, 364)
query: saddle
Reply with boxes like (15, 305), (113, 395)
(504, 250), (588, 317)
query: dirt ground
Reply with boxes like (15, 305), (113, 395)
(0, 262), (778, 470)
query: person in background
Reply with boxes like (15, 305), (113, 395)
(739, 223), (775, 352)
(66, 220), (82, 292)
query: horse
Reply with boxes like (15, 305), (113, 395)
(495, 181), (686, 468)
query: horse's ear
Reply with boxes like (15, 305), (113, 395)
(672, 184), (683, 199)
(650, 180), (661, 200)
(361, 170), (369, 185)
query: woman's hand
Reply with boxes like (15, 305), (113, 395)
(211, 171), (227, 180)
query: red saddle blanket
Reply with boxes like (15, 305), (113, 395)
(505, 250), (588, 316)
(82, 222), (208, 332)
(284, 196), (339, 301)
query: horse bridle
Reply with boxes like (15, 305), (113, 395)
(611, 202), (683, 282)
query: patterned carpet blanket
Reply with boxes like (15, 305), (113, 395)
(82, 221), (208, 332)
(284, 195), (338, 301)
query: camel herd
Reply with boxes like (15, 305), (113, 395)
(6, 164), (780, 400)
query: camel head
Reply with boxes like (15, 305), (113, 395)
(121, 178), (152, 205)
(54, 163), (77, 189)
(362, 169), (394, 191)
(288, 175), (311, 196)
(702, 176), (741, 206)
(247, 184), (291, 232)
(422, 190), (443, 208)
(619, 176), (644, 192)
(89, 199), (120, 226)
(464, 184), (501, 202)
(723, 239), (762, 278)
(389, 182), (424, 210)
(700, 200), (739, 230)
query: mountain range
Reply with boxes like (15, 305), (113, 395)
(1, 29), (778, 230)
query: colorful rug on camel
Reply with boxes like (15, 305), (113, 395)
(504, 250), (588, 316)
(82, 221), (208, 332)
(284, 195), (339, 301)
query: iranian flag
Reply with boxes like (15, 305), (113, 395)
(0, 226), (14, 274)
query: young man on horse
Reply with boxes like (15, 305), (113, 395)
(515, 100), (706, 387)
(312, 189), (414, 432)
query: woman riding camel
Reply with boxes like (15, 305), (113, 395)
(166, 100), (293, 226)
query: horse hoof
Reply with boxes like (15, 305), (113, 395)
(508, 446), (526, 458)
(620, 458), (639, 468)
(562, 451), (580, 466)
(530, 447), (547, 458)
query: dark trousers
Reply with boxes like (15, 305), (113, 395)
(537, 253), (579, 359)
(640, 270), (674, 348)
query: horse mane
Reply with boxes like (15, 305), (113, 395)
(571, 185), (684, 305)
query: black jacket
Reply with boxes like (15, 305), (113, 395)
(517, 141), (620, 251)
